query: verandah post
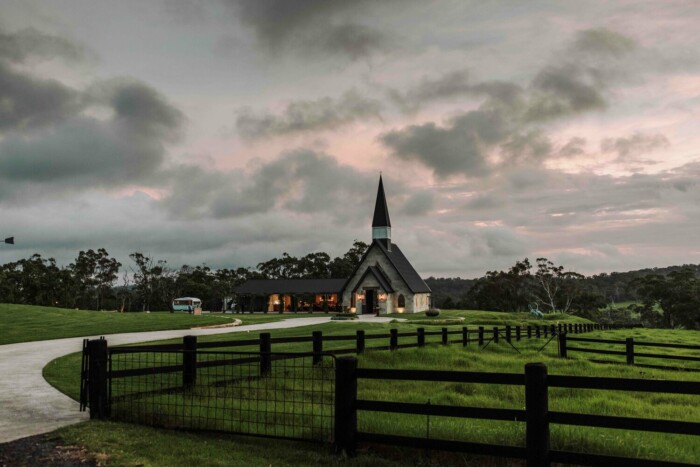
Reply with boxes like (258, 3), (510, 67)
(626, 337), (635, 365)
(390, 329), (398, 350)
(334, 356), (358, 456)
(417, 327), (425, 347)
(313, 331), (323, 365)
(558, 332), (567, 358)
(183, 335), (198, 387)
(356, 330), (365, 354)
(525, 363), (550, 467)
(87, 338), (109, 419)
(260, 332), (271, 376)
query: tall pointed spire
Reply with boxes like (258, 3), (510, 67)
(372, 175), (392, 250)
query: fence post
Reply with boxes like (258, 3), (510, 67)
(417, 328), (425, 347)
(390, 329), (398, 350)
(557, 324), (562, 335)
(527, 325), (532, 339)
(462, 326), (469, 346)
(356, 330), (365, 354)
(543, 325), (548, 338)
(260, 332), (271, 376)
(526, 363), (550, 467)
(87, 338), (109, 419)
(478, 327), (485, 346)
(626, 337), (635, 365)
(334, 356), (358, 456)
(558, 332), (567, 358)
(550, 324), (556, 336)
(516, 325), (521, 341)
(492, 327), (499, 344)
(313, 331), (323, 365)
(535, 326), (541, 338)
(183, 335), (197, 388)
(505, 325), (512, 343)
(442, 327), (448, 346)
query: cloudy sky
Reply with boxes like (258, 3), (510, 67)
(1, 0), (699, 278)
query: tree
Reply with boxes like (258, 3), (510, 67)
(631, 269), (700, 329)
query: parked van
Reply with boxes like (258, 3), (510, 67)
(172, 297), (202, 314)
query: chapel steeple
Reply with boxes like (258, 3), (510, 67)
(372, 175), (392, 250)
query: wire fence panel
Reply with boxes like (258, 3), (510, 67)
(108, 350), (335, 442)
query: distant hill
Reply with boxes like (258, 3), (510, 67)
(425, 263), (700, 309)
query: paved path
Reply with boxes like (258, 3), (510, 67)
(0, 315), (397, 443)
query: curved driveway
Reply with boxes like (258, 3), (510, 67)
(0, 315), (396, 443)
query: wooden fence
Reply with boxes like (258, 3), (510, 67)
(337, 358), (700, 466)
(558, 334), (700, 371)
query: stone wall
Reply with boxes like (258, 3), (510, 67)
(342, 244), (419, 314)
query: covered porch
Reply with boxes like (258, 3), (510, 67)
(233, 278), (347, 313)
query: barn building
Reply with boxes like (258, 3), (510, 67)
(234, 176), (431, 314)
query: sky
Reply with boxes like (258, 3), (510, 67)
(0, 0), (699, 278)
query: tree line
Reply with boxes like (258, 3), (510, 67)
(1, 243), (697, 329)
(427, 259), (700, 329)
(0, 241), (368, 312)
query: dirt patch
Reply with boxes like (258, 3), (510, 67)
(0, 434), (101, 467)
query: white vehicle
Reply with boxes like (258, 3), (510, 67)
(172, 297), (202, 313)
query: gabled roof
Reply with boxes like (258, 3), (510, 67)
(340, 240), (431, 296)
(372, 175), (391, 228)
(375, 241), (432, 293)
(234, 278), (347, 294)
(351, 265), (394, 293)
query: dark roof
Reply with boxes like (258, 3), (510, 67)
(234, 278), (347, 295)
(375, 241), (432, 293)
(351, 265), (394, 293)
(372, 175), (391, 228)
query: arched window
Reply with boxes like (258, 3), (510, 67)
(398, 294), (406, 308)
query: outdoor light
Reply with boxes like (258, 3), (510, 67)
(3, 237), (13, 245)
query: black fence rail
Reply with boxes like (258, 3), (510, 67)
(81, 335), (700, 466)
(558, 334), (700, 371)
(84, 339), (335, 442)
(108, 322), (606, 357)
(340, 359), (700, 466)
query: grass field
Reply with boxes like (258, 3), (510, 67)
(0, 304), (329, 345)
(43, 320), (700, 465)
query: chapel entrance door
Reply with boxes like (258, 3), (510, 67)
(364, 289), (375, 315)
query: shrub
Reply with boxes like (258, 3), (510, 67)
(426, 308), (440, 317)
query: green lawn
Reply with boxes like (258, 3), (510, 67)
(0, 304), (333, 345)
(43, 321), (700, 465)
(389, 309), (591, 327)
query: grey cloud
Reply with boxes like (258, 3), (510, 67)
(381, 108), (509, 178)
(0, 61), (83, 132)
(526, 64), (607, 121)
(400, 191), (434, 216)
(601, 132), (670, 162)
(381, 28), (639, 178)
(558, 137), (587, 157)
(161, 149), (383, 222)
(571, 28), (637, 58)
(225, 0), (390, 59)
(388, 69), (472, 112)
(0, 27), (91, 63)
(236, 90), (382, 139)
(0, 79), (184, 202)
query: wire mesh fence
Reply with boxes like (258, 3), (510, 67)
(108, 350), (335, 442)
